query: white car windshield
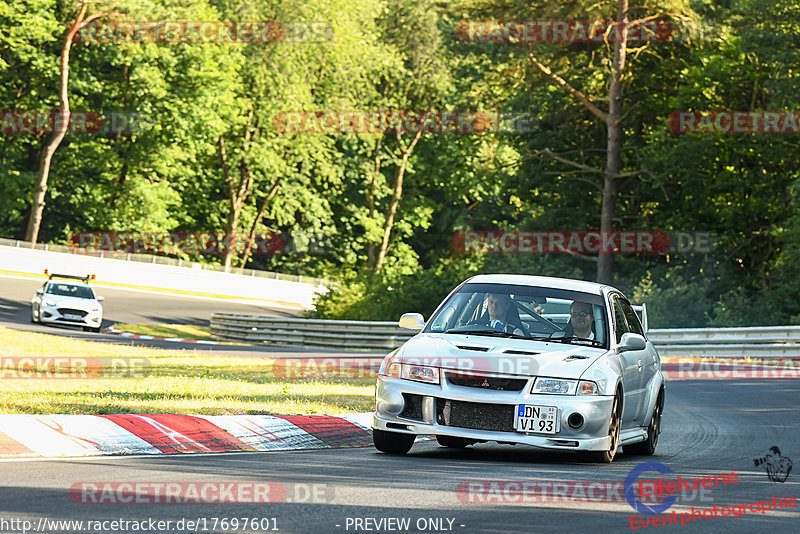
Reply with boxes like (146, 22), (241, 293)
(425, 283), (607, 347)
(46, 283), (95, 299)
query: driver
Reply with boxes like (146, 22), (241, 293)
(485, 294), (525, 335)
(569, 301), (595, 339)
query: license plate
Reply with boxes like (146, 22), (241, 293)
(63, 314), (82, 321)
(514, 404), (559, 434)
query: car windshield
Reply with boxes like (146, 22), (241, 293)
(45, 283), (95, 299)
(425, 282), (608, 347)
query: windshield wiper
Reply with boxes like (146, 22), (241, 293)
(548, 335), (603, 347)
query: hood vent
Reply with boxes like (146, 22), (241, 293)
(503, 349), (539, 356)
(565, 354), (590, 360)
(457, 345), (490, 352)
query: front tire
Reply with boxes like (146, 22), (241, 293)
(372, 429), (415, 454)
(625, 390), (663, 456)
(585, 392), (621, 463)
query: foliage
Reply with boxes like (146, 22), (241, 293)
(2, 0), (799, 326)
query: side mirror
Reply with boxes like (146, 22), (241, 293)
(399, 313), (425, 330)
(36, 289), (44, 295)
(96, 296), (104, 302)
(618, 332), (647, 352)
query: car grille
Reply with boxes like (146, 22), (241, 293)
(435, 398), (515, 432)
(445, 372), (528, 391)
(399, 393), (424, 421)
(57, 308), (88, 318)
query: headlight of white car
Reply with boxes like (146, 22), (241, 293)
(532, 377), (598, 395)
(386, 362), (440, 384)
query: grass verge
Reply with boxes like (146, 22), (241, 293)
(0, 326), (375, 415)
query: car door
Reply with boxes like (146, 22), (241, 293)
(618, 297), (657, 413)
(610, 294), (645, 426)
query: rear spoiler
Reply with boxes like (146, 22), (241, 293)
(632, 303), (648, 333)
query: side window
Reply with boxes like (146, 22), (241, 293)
(619, 298), (645, 337)
(611, 296), (629, 343)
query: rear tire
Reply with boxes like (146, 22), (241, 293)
(585, 392), (621, 463)
(625, 390), (663, 456)
(436, 435), (467, 448)
(372, 429), (415, 454)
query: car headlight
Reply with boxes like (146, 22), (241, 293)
(532, 377), (598, 395)
(385, 362), (440, 384)
(42, 299), (57, 307)
(532, 377), (577, 394)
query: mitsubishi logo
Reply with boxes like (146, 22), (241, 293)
(480, 379), (490, 387)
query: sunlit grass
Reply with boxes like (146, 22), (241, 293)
(0, 327), (375, 415)
(113, 323), (217, 341)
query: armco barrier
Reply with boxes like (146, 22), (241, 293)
(648, 326), (800, 358)
(210, 316), (800, 356)
(211, 315), (416, 350)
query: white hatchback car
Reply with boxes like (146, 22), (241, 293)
(31, 272), (104, 332)
(372, 274), (664, 463)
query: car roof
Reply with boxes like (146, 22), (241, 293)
(464, 274), (619, 296)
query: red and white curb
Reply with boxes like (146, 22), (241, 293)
(0, 413), (373, 459)
(104, 326), (220, 345)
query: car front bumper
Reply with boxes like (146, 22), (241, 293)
(373, 375), (616, 451)
(37, 305), (102, 328)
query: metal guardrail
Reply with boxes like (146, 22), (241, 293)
(211, 315), (416, 350)
(211, 315), (800, 356)
(649, 326), (800, 358)
(0, 237), (331, 286)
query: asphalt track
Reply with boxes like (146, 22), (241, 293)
(0, 276), (383, 358)
(1, 380), (798, 534)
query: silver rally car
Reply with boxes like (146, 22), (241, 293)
(372, 274), (664, 463)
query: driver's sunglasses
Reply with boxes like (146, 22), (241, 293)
(571, 311), (591, 319)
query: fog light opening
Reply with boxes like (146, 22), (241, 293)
(567, 412), (585, 430)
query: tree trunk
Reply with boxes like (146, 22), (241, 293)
(238, 178), (281, 268)
(366, 137), (382, 268)
(25, 0), (98, 242)
(597, 0), (629, 285)
(374, 125), (425, 274)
